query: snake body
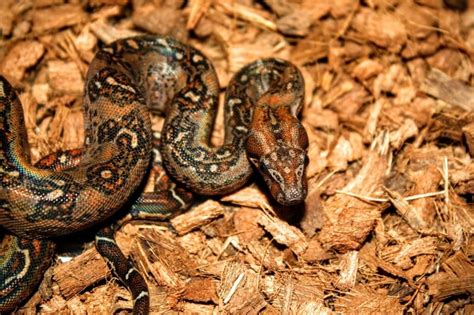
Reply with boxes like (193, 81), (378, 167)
(0, 36), (308, 313)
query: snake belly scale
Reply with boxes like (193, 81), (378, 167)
(0, 36), (308, 314)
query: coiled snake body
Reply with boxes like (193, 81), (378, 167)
(0, 36), (308, 314)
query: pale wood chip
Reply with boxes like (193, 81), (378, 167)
(180, 303), (217, 313)
(261, 0), (295, 16)
(53, 247), (109, 300)
(334, 285), (404, 314)
(182, 277), (219, 303)
(351, 58), (384, 81)
(303, 108), (339, 131)
(134, 228), (195, 288)
(306, 140), (327, 179)
(328, 41), (372, 69)
(389, 119), (418, 150)
(319, 151), (388, 252)
(0, 40), (45, 84)
(277, 10), (313, 37)
(301, 237), (333, 263)
(217, 1), (277, 31)
(447, 192), (474, 235)
(132, 3), (187, 39)
(296, 301), (334, 315)
(364, 98), (384, 139)
(351, 7), (408, 52)
(396, 2), (437, 39)
(69, 284), (129, 314)
(373, 63), (412, 100)
(256, 211), (308, 255)
(382, 237), (439, 269)
(359, 241), (414, 286)
(261, 274), (326, 312)
(426, 109), (474, 143)
(327, 80), (369, 115)
(335, 251), (358, 290)
(170, 200), (225, 235)
(450, 163), (474, 188)
(47, 60), (84, 94)
(291, 28), (330, 65)
(225, 31), (290, 74)
(233, 207), (265, 244)
(38, 295), (68, 314)
(328, 132), (364, 170)
(426, 48), (471, 82)
(406, 164), (443, 224)
(221, 184), (271, 209)
(32, 4), (87, 33)
(89, 19), (141, 44)
(186, 0), (212, 30)
(385, 188), (433, 232)
(401, 33), (440, 59)
(246, 240), (285, 270)
(90, 5), (123, 20)
(442, 251), (474, 276)
(176, 230), (207, 255)
(428, 272), (474, 301)
(219, 260), (268, 313)
(421, 68), (474, 111)
(406, 255), (436, 279)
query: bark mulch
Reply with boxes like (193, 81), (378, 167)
(0, 0), (473, 313)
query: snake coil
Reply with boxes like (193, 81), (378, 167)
(0, 36), (308, 314)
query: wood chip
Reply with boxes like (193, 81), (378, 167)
(221, 184), (271, 209)
(319, 152), (388, 252)
(421, 68), (474, 111)
(170, 200), (225, 235)
(32, 4), (87, 33)
(334, 285), (404, 313)
(335, 251), (358, 290)
(351, 8), (407, 52)
(2, 1), (472, 314)
(256, 211), (308, 255)
(47, 61), (84, 94)
(53, 247), (109, 300)
(0, 40), (45, 84)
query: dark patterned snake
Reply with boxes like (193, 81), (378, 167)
(0, 36), (308, 314)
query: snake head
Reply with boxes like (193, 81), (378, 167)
(248, 144), (308, 206)
(246, 108), (309, 206)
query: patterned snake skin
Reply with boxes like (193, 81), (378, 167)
(0, 36), (308, 314)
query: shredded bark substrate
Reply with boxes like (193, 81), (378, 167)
(0, 0), (473, 313)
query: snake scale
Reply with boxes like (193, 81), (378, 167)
(0, 36), (308, 314)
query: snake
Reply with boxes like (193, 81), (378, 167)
(0, 36), (308, 314)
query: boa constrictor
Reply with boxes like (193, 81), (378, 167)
(0, 36), (308, 314)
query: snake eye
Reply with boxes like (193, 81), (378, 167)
(248, 157), (259, 167)
(295, 164), (305, 179)
(269, 169), (284, 185)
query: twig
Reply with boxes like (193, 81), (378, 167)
(335, 189), (446, 203)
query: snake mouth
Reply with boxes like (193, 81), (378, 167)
(275, 186), (307, 206)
